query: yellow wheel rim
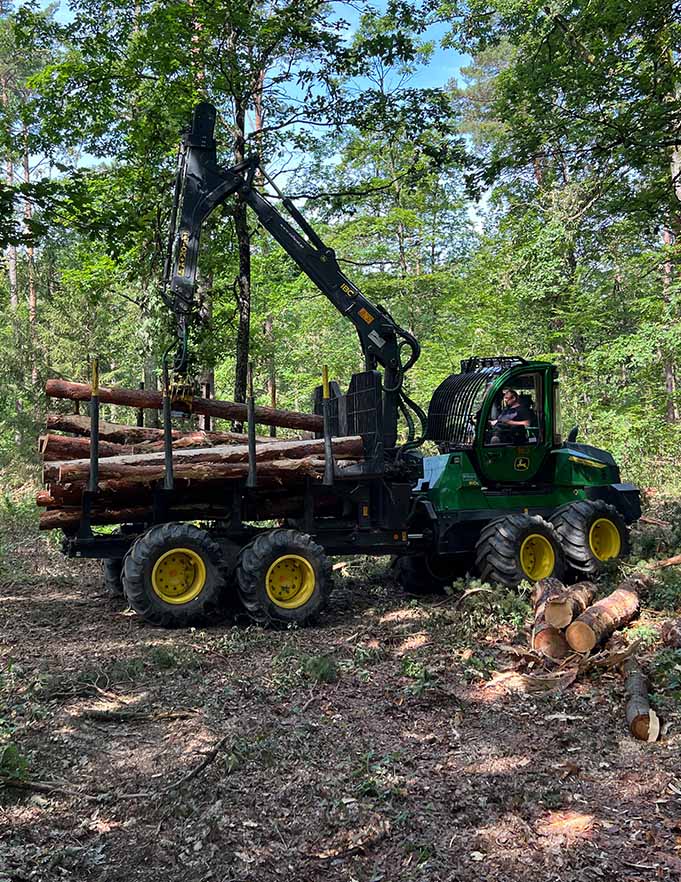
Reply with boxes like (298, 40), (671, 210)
(265, 554), (316, 609)
(589, 518), (621, 561)
(519, 534), (555, 581)
(151, 548), (206, 604)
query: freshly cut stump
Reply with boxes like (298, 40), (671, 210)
(566, 583), (640, 653)
(545, 581), (596, 629)
(623, 657), (660, 742)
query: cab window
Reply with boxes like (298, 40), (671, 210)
(484, 374), (544, 446)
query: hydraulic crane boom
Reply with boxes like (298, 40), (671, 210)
(162, 102), (423, 451)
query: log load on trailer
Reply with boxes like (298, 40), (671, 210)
(40, 103), (641, 628)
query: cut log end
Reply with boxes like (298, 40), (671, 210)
(545, 582), (596, 629)
(533, 624), (570, 660)
(565, 620), (596, 653)
(629, 712), (652, 742)
(544, 602), (573, 630)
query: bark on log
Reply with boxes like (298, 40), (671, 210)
(46, 436), (363, 484)
(45, 380), (323, 432)
(39, 431), (270, 461)
(46, 413), (269, 446)
(38, 492), (340, 531)
(40, 434), (136, 461)
(623, 657), (660, 742)
(566, 583), (640, 653)
(544, 581), (596, 629)
(37, 459), (348, 530)
(532, 578), (570, 659)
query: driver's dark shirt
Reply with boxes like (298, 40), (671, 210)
(498, 402), (531, 425)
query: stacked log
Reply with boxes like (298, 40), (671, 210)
(529, 577), (658, 742)
(532, 578), (571, 659)
(544, 582), (595, 629)
(38, 379), (358, 531)
(565, 581), (640, 653)
(45, 380), (323, 432)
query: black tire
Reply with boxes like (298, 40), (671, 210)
(122, 523), (227, 627)
(550, 500), (629, 576)
(103, 558), (124, 596)
(236, 529), (332, 626)
(390, 553), (471, 595)
(475, 514), (566, 588)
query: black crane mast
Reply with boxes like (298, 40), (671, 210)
(162, 102), (423, 453)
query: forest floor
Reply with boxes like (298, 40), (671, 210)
(1, 492), (680, 882)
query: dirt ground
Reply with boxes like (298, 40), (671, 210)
(1, 515), (680, 882)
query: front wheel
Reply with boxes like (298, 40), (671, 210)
(122, 523), (228, 627)
(550, 500), (629, 576)
(475, 514), (566, 588)
(236, 529), (332, 626)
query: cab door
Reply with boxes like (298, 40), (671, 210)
(476, 367), (553, 484)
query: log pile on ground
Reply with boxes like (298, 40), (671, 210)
(520, 575), (660, 742)
(38, 380), (361, 531)
(531, 578), (571, 660)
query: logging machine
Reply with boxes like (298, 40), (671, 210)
(61, 103), (641, 628)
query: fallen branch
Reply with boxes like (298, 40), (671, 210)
(117, 735), (228, 800)
(447, 586), (496, 612)
(622, 657), (661, 742)
(650, 554), (681, 569)
(639, 515), (670, 528)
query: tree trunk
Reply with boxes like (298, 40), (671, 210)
(22, 122), (37, 385)
(661, 227), (679, 422)
(1, 74), (17, 311)
(264, 314), (276, 438)
(544, 581), (596, 629)
(45, 379), (323, 432)
(566, 582), (640, 653)
(143, 357), (160, 428)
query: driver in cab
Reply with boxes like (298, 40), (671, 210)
(489, 388), (531, 444)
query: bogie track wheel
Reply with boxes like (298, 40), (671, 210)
(550, 500), (629, 576)
(475, 514), (566, 588)
(236, 529), (332, 626)
(122, 523), (228, 627)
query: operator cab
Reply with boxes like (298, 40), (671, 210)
(426, 356), (560, 485)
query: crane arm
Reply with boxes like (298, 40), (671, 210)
(162, 102), (423, 449)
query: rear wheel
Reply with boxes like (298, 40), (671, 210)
(550, 500), (629, 576)
(236, 529), (332, 626)
(475, 514), (566, 588)
(122, 523), (227, 627)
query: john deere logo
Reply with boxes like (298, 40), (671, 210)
(514, 456), (530, 471)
